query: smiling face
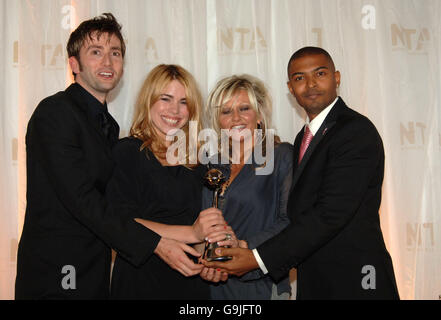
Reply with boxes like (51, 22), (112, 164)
(150, 80), (189, 144)
(287, 53), (340, 121)
(69, 32), (124, 104)
(218, 89), (260, 143)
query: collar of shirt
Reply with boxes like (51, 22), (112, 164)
(72, 82), (108, 121)
(305, 96), (339, 135)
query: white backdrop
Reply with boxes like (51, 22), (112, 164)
(1, 0), (440, 300)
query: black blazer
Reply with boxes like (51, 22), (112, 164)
(258, 98), (399, 299)
(15, 84), (159, 299)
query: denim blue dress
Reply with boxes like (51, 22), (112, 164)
(202, 142), (294, 300)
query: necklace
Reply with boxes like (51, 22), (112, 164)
(220, 163), (244, 196)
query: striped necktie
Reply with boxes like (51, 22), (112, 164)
(298, 126), (313, 164)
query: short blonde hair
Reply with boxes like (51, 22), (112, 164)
(205, 74), (279, 147)
(130, 64), (203, 166)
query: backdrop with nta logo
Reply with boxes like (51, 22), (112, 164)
(0, 0), (440, 300)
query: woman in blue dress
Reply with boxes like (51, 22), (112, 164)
(201, 74), (294, 299)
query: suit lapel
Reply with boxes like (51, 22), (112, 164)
(292, 131), (302, 166)
(291, 98), (345, 188)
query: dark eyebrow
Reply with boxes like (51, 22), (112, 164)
(290, 66), (329, 79)
(160, 94), (187, 101)
(86, 45), (122, 52)
(87, 45), (104, 51)
(314, 66), (329, 72)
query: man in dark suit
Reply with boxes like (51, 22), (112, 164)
(15, 13), (203, 299)
(205, 47), (399, 299)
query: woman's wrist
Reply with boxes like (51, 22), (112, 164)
(190, 225), (204, 244)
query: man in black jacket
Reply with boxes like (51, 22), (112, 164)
(15, 13), (203, 299)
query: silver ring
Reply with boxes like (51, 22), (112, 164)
(224, 233), (232, 241)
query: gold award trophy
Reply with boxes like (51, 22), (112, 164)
(203, 167), (232, 262)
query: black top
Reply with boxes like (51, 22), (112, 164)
(202, 142), (294, 300)
(72, 83), (119, 146)
(107, 137), (209, 299)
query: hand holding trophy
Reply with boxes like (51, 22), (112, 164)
(203, 166), (232, 262)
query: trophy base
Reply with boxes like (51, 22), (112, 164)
(206, 256), (232, 262)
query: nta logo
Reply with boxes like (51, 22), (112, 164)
(391, 24), (430, 54)
(218, 27), (267, 55)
